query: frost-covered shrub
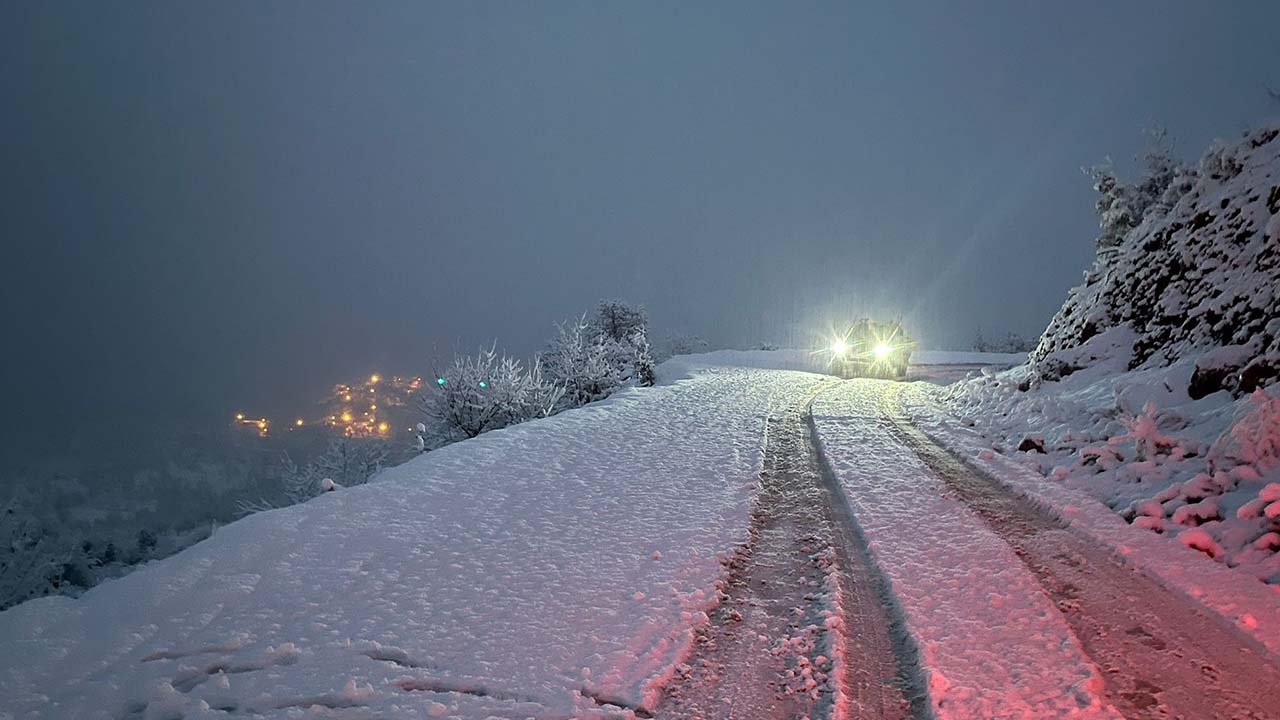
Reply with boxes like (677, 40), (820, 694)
(544, 301), (656, 409)
(0, 495), (212, 610)
(420, 347), (563, 447)
(1212, 388), (1280, 471)
(0, 500), (71, 609)
(1083, 131), (1191, 257)
(657, 332), (710, 361)
(239, 437), (391, 513)
(973, 327), (1035, 353)
(312, 438), (389, 488)
(1109, 402), (1178, 461)
(543, 316), (634, 408)
(594, 299), (648, 344)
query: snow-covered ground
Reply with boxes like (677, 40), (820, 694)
(811, 382), (1118, 719)
(924, 332), (1280, 654)
(4, 348), (1271, 719)
(0, 365), (819, 719)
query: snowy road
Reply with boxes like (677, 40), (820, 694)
(656, 385), (922, 720)
(3, 359), (1280, 719)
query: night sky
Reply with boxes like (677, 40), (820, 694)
(3, 1), (1278, 451)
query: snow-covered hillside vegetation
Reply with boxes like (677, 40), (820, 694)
(945, 124), (1280, 585)
(1034, 124), (1280, 394)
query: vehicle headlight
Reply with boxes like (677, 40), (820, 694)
(873, 342), (893, 360)
(830, 340), (849, 356)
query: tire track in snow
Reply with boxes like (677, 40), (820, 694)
(655, 384), (926, 719)
(882, 384), (1280, 720)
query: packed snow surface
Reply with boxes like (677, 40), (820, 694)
(811, 382), (1119, 719)
(0, 366), (818, 719)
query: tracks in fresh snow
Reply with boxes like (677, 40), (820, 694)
(655, 384), (924, 720)
(880, 383), (1280, 720)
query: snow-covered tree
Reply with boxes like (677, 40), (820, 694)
(593, 298), (648, 343)
(0, 500), (69, 610)
(657, 332), (709, 361)
(544, 315), (631, 408)
(240, 437), (390, 513)
(420, 346), (563, 447)
(312, 437), (389, 488)
(590, 299), (654, 389)
(1087, 130), (1195, 257)
(1086, 163), (1138, 254)
(630, 329), (657, 387)
(1132, 128), (1197, 222)
(544, 301), (656, 409)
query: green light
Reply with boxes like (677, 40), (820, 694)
(479, 381), (488, 389)
(436, 377), (446, 386)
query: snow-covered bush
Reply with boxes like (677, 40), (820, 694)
(1084, 130), (1192, 257)
(655, 332), (710, 361)
(590, 298), (656, 388)
(238, 437), (391, 514)
(0, 494), (211, 610)
(543, 316), (632, 408)
(0, 500), (71, 610)
(1212, 388), (1280, 471)
(594, 298), (648, 344)
(420, 346), (563, 447)
(544, 300), (656, 409)
(973, 327), (1035, 353)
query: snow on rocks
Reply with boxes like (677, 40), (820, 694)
(812, 382), (1120, 719)
(1033, 123), (1280, 397)
(0, 366), (821, 719)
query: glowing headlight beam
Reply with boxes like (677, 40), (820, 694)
(873, 342), (893, 360)
(830, 339), (850, 356)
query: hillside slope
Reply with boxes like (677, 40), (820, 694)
(945, 124), (1280, 586)
(1032, 123), (1280, 395)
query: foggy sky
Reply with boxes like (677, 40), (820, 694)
(3, 1), (1279, 447)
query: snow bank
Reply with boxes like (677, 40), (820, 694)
(0, 368), (819, 719)
(906, 379), (1280, 659)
